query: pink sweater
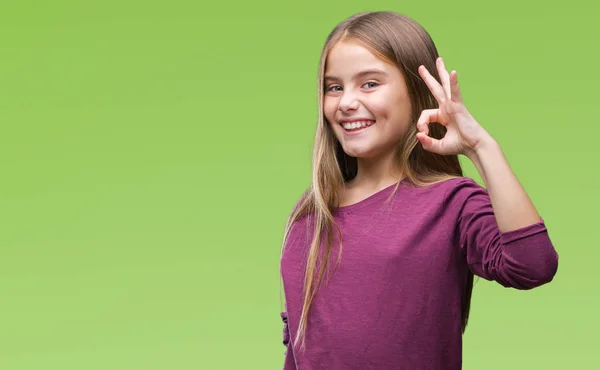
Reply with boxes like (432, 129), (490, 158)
(280, 177), (559, 369)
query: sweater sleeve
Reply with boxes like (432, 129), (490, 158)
(281, 312), (297, 369)
(450, 178), (559, 289)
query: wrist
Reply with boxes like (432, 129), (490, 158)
(465, 132), (498, 161)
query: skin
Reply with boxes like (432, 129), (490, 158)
(324, 40), (541, 232)
(417, 58), (541, 232)
(323, 39), (412, 203)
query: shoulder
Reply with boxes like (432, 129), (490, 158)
(441, 176), (487, 197)
(284, 188), (313, 228)
(282, 189), (315, 250)
(288, 188), (311, 215)
(407, 176), (485, 199)
(407, 176), (488, 211)
(439, 177), (492, 219)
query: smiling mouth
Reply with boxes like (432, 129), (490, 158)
(341, 120), (376, 132)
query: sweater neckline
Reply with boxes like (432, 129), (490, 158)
(335, 178), (409, 214)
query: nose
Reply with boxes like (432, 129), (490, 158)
(338, 90), (359, 112)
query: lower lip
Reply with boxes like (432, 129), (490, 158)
(341, 122), (375, 136)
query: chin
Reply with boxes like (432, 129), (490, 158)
(340, 145), (377, 159)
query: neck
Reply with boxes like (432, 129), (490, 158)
(347, 150), (404, 190)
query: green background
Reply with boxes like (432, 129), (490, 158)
(0, 0), (597, 369)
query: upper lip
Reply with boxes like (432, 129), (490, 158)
(338, 118), (376, 124)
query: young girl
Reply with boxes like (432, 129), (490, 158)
(279, 11), (559, 370)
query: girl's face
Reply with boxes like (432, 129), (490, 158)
(323, 40), (412, 160)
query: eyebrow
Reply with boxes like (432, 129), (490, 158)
(324, 69), (387, 83)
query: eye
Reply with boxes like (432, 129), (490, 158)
(363, 81), (379, 89)
(325, 85), (342, 92)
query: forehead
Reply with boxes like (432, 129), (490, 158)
(325, 40), (392, 76)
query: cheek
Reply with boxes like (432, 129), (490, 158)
(373, 94), (411, 126)
(323, 98), (338, 125)
(366, 100), (391, 122)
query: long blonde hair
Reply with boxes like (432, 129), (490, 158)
(280, 11), (473, 352)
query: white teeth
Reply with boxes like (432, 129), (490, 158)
(342, 121), (374, 130)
